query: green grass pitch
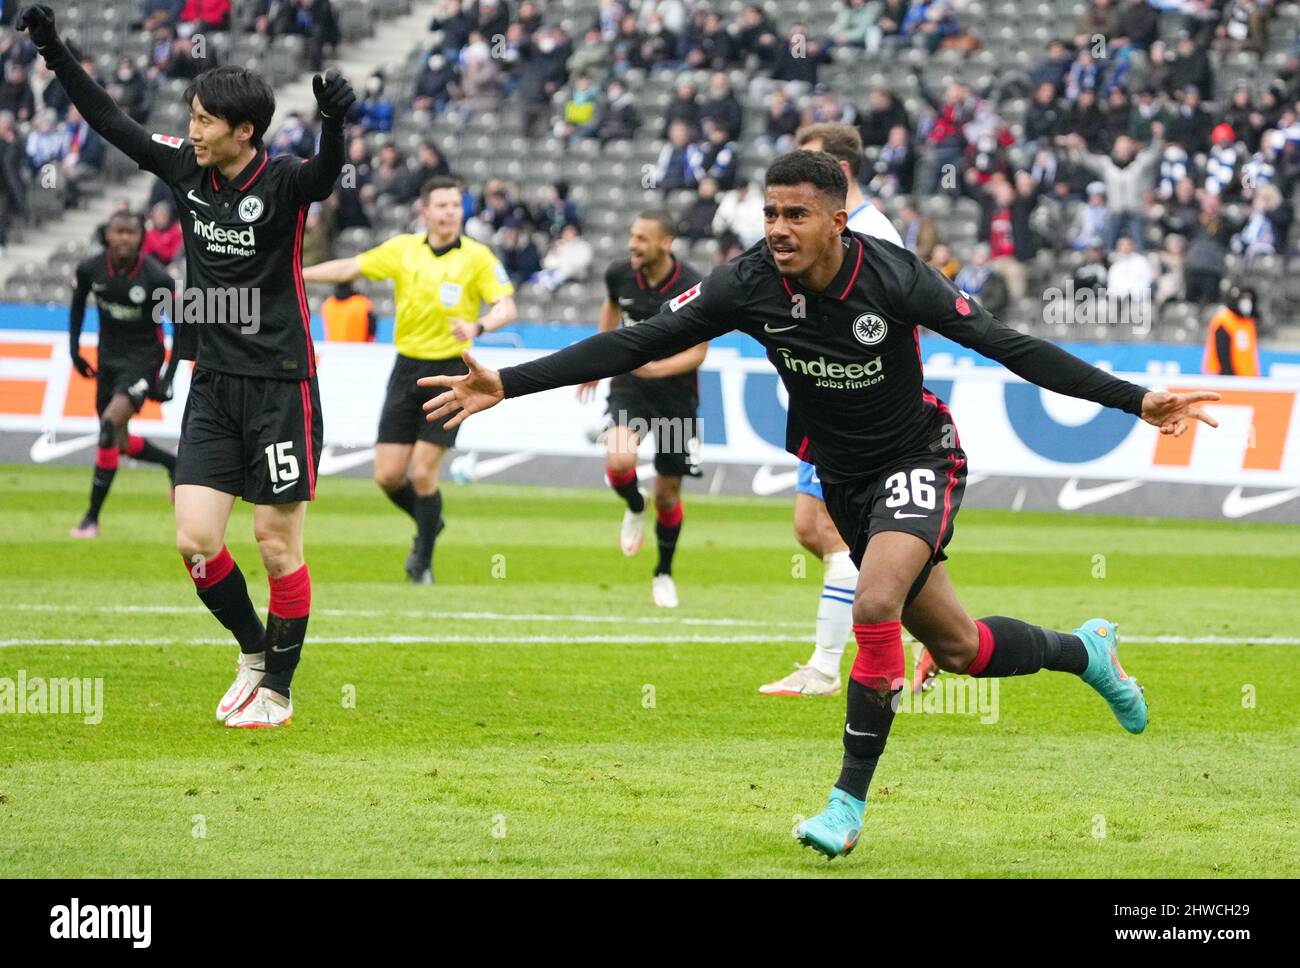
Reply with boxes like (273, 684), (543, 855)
(1, 463), (1297, 877)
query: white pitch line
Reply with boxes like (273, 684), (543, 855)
(0, 634), (815, 648)
(0, 603), (808, 629)
(1, 634), (1298, 649)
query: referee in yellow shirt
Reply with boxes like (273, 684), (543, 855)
(304, 176), (517, 583)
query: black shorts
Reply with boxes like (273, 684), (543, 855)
(96, 355), (162, 416)
(378, 354), (467, 448)
(823, 449), (968, 571)
(175, 368), (323, 504)
(605, 382), (702, 479)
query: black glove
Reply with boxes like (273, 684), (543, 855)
(149, 376), (174, 402)
(313, 70), (356, 121)
(70, 352), (95, 379)
(17, 5), (59, 48)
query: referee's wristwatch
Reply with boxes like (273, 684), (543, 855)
(474, 322), (486, 337)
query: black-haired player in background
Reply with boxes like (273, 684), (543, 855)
(68, 209), (183, 538)
(21, 5), (354, 729)
(418, 151), (1220, 860)
(577, 212), (706, 608)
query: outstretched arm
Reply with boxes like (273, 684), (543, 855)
(902, 256), (1219, 436)
(420, 275), (733, 429)
(302, 257), (362, 284)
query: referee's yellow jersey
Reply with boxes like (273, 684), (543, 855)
(355, 233), (515, 360)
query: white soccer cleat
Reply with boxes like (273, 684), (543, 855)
(652, 573), (679, 608)
(759, 663), (842, 697)
(223, 686), (292, 729)
(620, 490), (648, 556)
(215, 651), (266, 723)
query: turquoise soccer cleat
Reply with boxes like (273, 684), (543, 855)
(795, 788), (866, 859)
(1076, 618), (1147, 734)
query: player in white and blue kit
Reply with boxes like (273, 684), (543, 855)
(760, 124), (938, 697)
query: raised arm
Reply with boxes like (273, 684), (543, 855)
(20, 6), (180, 177)
(900, 255), (1220, 436)
(283, 71), (355, 203)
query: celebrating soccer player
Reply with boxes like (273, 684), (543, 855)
(418, 151), (1220, 859)
(21, 5), (355, 729)
(302, 176), (517, 584)
(68, 210), (185, 539)
(761, 123), (939, 697)
(576, 211), (706, 608)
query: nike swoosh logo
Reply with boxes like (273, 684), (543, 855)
(763, 324), (799, 334)
(618, 298), (634, 306)
(448, 450), (535, 482)
(751, 464), (799, 497)
(270, 642), (301, 653)
(186, 190), (209, 207)
(272, 481), (297, 494)
(844, 724), (877, 737)
(30, 432), (99, 463)
(316, 444), (376, 476)
(1221, 485), (1300, 519)
(1056, 478), (1143, 511)
(893, 511), (926, 519)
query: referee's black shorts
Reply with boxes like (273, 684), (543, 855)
(378, 353), (468, 448)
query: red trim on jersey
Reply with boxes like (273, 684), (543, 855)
(795, 436), (811, 461)
(239, 152), (269, 191)
(935, 454), (965, 557)
(779, 276), (795, 298)
(836, 239), (863, 300)
(300, 380), (316, 499)
(922, 390), (962, 449)
(292, 205), (315, 376)
(127, 253), (144, 280)
(657, 259), (682, 292)
(210, 168), (219, 191)
(913, 328), (923, 369)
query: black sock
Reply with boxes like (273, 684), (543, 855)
(971, 616), (1088, 676)
(835, 677), (899, 801)
(413, 489), (444, 568)
(261, 615), (307, 698)
(608, 470), (645, 512)
(385, 480), (418, 520)
(85, 466), (117, 522)
(192, 552), (265, 654)
(654, 510), (682, 576)
(132, 438), (176, 473)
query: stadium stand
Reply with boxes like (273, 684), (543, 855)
(4, 0), (1300, 348)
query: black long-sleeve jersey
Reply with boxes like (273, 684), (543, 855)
(40, 39), (344, 380)
(502, 232), (1151, 483)
(604, 255), (703, 407)
(71, 252), (180, 365)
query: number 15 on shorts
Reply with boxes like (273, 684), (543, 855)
(265, 441), (300, 493)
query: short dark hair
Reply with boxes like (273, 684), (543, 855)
(795, 123), (864, 179)
(421, 175), (462, 201)
(184, 67), (276, 149)
(634, 209), (676, 238)
(106, 210), (146, 234)
(764, 150), (847, 208)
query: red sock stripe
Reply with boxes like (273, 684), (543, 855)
(967, 619), (995, 676)
(268, 563), (311, 619)
(656, 502), (683, 527)
(850, 621), (905, 689)
(187, 545), (235, 589)
(125, 434), (145, 457)
(95, 447), (120, 470)
(606, 466), (637, 488)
